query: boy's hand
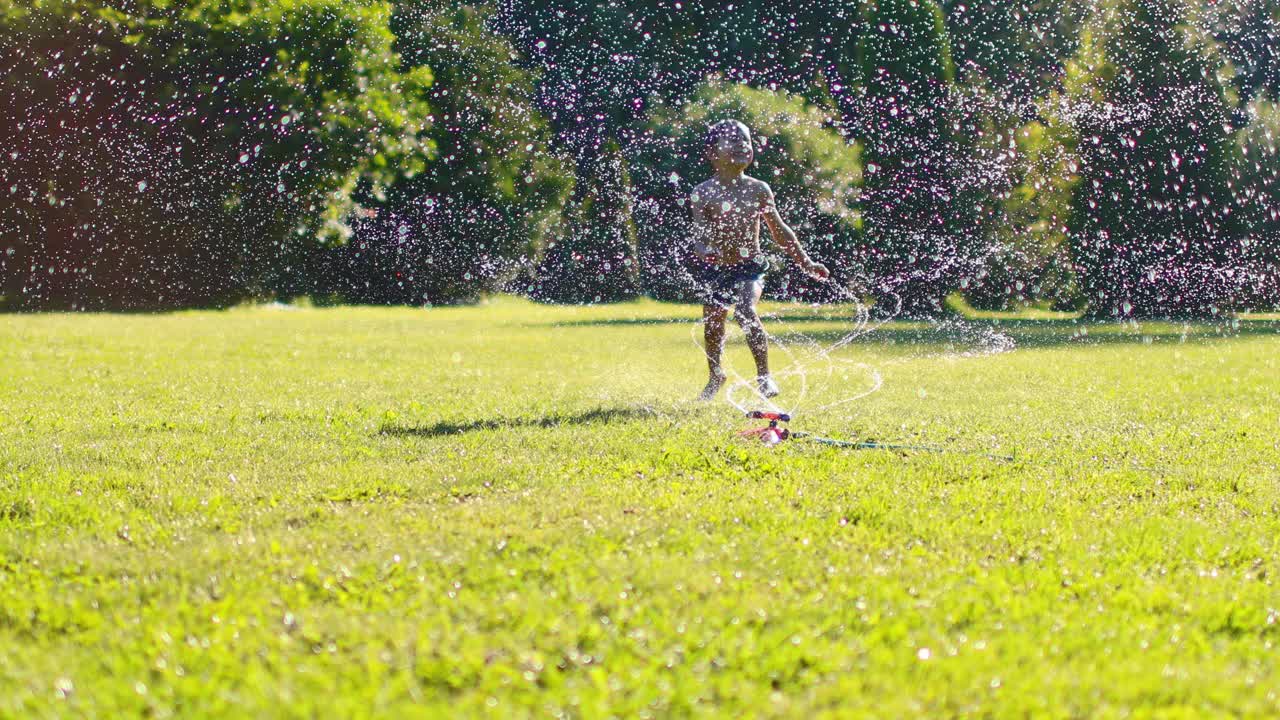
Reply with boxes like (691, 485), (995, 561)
(803, 259), (830, 280)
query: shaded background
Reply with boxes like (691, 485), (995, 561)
(1, 0), (1277, 317)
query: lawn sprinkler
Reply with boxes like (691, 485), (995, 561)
(736, 410), (791, 446)
(738, 410), (1014, 461)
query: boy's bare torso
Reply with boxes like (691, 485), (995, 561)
(690, 175), (774, 265)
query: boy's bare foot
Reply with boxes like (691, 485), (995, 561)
(757, 374), (780, 398)
(698, 372), (727, 401)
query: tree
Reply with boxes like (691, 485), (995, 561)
(850, 0), (969, 317)
(963, 95), (1085, 311)
(941, 0), (1090, 115)
(326, 3), (572, 305)
(937, 0), (1089, 311)
(1064, 0), (1245, 318)
(1231, 98), (1280, 309)
(530, 139), (639, 303)
(0, 0), (431, 310)
(634, 80), (863, 303)
(1207, 0), (1280, 102)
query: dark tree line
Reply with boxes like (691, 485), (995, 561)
(0, 0), (432, 310)
(2, 0), (1276, 316)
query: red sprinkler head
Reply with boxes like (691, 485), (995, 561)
(737, 410), (792, 446)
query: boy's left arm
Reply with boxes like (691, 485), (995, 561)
(759, 184), (830, 279)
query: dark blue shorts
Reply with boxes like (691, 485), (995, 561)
(691, 255), (769, 306)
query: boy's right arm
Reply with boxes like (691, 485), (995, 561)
(759, 184), (829, 279)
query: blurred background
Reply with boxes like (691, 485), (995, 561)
(1, 0), (1276, 317)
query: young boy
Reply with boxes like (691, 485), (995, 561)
(689, 119), (830, 401)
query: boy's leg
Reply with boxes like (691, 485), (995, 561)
(699, 303), (728, 400)
(734, 280), (769, 377)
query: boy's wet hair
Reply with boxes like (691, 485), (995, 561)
(705, 119), (751, 148)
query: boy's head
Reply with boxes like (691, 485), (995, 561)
(705, 119), (753, 171)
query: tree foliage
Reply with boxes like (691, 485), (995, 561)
(1232, 98), (1280, 308)
(2, 0), (1277, 312)
(1063, 0), (1244, 318)
(965, 107), (1083, 311)
(326, 3), (572, 305)
(1208, 0), (1280, 102)
(851, 0), (972, 316)
(941, 0), (1089, 111)
(0, 0), (431, 309)
(530, 139), (639, 303)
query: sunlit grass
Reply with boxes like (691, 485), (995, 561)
(2, 297), (1279, 717)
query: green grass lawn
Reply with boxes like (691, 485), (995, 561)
(3, 298), (1279, 718)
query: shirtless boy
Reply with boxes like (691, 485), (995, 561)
(689, 119), (830, 401)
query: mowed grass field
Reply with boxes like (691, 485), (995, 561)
(2, 298), (1279, 718)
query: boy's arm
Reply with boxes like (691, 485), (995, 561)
(759, 184), (830, 279)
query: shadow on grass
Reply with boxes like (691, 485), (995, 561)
(537, 314), (1280, 349)
(539, 316), (700, 327)
(789, 318), (1280, 349)
(527, 310), (860, 327)
(379, 405), (659, 438)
